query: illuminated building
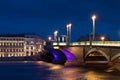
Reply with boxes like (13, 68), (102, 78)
(0, 33), (46, 57)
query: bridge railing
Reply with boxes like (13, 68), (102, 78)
(53, 42), (67, 46)
(53, 41), (120, 47)
(72, 41), (120, 47)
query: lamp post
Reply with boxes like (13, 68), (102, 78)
(66, 23), (72, 45)
(91, 14), (96, 41)
(54, 30), (58, 41)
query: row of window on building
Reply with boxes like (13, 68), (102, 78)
(0, 38), (24, 41)
(26, 46), (34, 50)
(0, 49), (24, 52)
(0, 53), (28, 57)
(0, 43), (24, 46)
(0, 52), (36, 57)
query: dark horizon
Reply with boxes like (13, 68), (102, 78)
(0, 0), (120, 41)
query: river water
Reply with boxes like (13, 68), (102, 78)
(0, 61), (119, 80)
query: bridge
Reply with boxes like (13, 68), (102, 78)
(53, 41), (120, 47)
(43, 41), (120, 66)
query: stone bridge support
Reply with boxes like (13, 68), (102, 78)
(59, 46), (120, 65)
(61, 47), (84, 65)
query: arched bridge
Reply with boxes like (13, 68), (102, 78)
(44, 41), (120, 65)
(53, 41), (120, 47)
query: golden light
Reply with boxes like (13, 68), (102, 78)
(92, 15), (96, 20)
(54, 30), (58, 34)
(48, 36), (52, 41)
(53, 46), (59, 49)
(101, 36), (105, 41)
(49, 65), (63, 70)
(67, 23), (72, 28)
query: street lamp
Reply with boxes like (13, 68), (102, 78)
(48, 36), (52, 41)
(91, 14), (96, 41)
(101, 36), (105, 41)
(54, 30), (58, 41)
(66, 23), (72, 44)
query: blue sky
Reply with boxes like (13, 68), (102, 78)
(0, 0), (120, 41)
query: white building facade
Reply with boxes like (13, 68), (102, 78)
(0, 34), (46, 57)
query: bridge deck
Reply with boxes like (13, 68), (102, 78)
(53, 41), (120, 47)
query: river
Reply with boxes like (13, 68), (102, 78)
(0, 61), (119, 80)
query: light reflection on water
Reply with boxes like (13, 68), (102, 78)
(36, 61), (120, 80)
(0, 61), (119, 80)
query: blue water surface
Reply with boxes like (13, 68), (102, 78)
(0, 61), (119, 80)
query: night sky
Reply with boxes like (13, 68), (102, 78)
(0, 0), (120, 41)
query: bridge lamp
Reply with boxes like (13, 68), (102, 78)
(48, 36), (52, 41)
(91, 14), (96, 41)
(66, 23), (72, 44)
(101, 36), (105, 41)
(54, 30), (58, 41)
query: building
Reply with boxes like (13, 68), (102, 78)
(0, 33), (46, 57)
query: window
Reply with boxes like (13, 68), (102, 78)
(26, 51), (29, 56)
(31, 46), (33, 49)
(22, 43), (24, 46)
(1, 49), (3, 52)
(10, 49), (12, 52)
(13, 43), (15, 46)
(16, 49), (18, 52)
(27, 41), (29, 44)
(13, 49), (15, 52)
(10, 43), (12, 46)
(26, 47), (29, 49)
(3, 49), (5, 52)
(31, 52), (33, 55)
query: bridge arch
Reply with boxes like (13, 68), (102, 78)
(111, 53), (120, 62)
(85, 48), (109, 61)
(60, 49), (75, 61)
(60, 47), (84, 65)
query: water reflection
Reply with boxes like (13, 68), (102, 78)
(61, 68), (85, 80)
(1, 61), (119, 80)
(44, 63), (120, 80)
(84, 71), (103, 80)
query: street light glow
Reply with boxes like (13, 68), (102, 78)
(54, 30), (58, 34)
(67, 23), (72, 28)
(91, 14), (96, 41)
(92, 15), (96, 20)
(54, 30), (58, 41)
(48, 36), (52, 41)
(66, 23), (72, 45)
(101, 36), (105, 41)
